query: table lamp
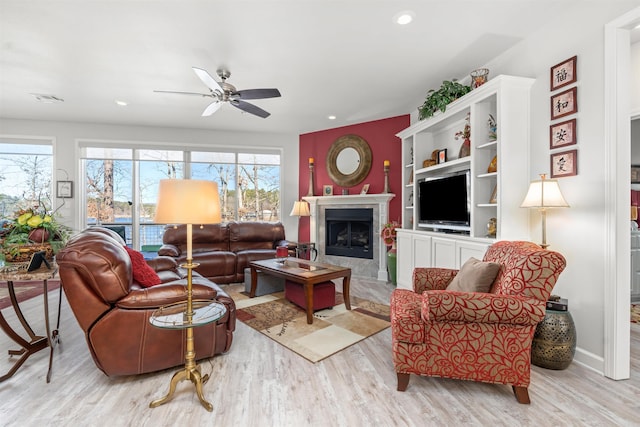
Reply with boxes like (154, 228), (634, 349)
(520, 173), (569, 248)
(290, 200), (313, 259)
(151, 179), (221, 410)
(290, 200), (310, 218)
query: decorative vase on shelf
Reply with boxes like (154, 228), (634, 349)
(387, 241), (397, 286)
(458, 138), (471, 158)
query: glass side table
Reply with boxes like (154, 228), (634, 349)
(149, 300), (227, 411)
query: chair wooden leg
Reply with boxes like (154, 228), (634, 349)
(397, 373), (410, 391)
(512, 386), (530, 404)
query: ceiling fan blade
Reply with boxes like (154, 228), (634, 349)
(230, 99), (271, 118)
(192, 67), (223, 93)
(232, 88), (281, 100)
(202, 101), (222, 117)
(154, 90), (211, 97)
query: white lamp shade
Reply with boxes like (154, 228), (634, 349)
(521, 177), (569, 208)
(154, 179), (222, 224)
(290, 200), (310, 217)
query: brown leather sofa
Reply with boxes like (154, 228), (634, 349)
(158, 221), (287, 283)
(56, 227), (236, 377)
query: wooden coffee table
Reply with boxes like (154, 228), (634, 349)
(249, 259), (351, 324)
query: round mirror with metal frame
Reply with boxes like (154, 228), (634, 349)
(326, 134), (372, 187)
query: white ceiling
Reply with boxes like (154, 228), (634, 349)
(0, 1), (637, 136)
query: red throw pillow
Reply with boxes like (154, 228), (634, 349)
(124, 246), (161, 288)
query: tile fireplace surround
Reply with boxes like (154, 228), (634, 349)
(303, 194), (394, 280)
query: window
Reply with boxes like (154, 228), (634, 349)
(80, 143), (281, 249)
(191, 151), (281, 222)
(0, 138), (53, 219)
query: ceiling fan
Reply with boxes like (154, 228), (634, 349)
(154, 67), (281, 118)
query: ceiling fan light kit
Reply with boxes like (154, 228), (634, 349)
(154, 66), (281, 118)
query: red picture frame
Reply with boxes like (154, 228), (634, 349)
(550, 149), (578, 178)
(550, 55), (577, 91)
(550, 87), (578, 120)
(550, 118), (577, 149)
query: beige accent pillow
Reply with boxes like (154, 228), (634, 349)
(447, 257), (501, 293)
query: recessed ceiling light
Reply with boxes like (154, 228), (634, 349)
(115, 100), (128, 106)
(30, 93), (64, 103)
(394, 11), (414, 25)
(328, 115), (336, 120)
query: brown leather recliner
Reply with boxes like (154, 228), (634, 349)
(56, 227), (236, 377)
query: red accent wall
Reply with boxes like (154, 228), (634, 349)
(297, 114), (410, 241)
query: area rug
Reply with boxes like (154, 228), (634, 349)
(632, 304), (640, 324)
(226, 283), (390, 363)
(0, 280), (60, 310)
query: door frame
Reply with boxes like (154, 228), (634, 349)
(604, 6), (640, 380)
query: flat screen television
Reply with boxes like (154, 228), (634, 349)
(418, 169), (471, 231)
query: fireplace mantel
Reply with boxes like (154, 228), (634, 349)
(303, 194), (394, 280)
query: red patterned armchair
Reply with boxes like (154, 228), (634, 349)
(390, 241), (566, 404)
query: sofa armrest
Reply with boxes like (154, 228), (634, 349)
(116, 282), (218, 309)
(413, 268), (458, 293)
(158, 244), (180, 257)
(422, 291), (546, 325)
(146, 256), (178, 272)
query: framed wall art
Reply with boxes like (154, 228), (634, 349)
(437, 149), (447, 164)
(550, 87), (578, 120)
(56, 180), (73, 198)
(550, 55), (577, 91)
(550, 149), (578, 178)
(550, 118), (577, 149)
(632, 165), (640, 183)
(323, 185), (333, 196)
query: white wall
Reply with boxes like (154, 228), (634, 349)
(478, 2), (640, 371)
(0, 118), (301, 240)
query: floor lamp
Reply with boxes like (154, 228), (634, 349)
(151, 179), (221, 411)
(520, 173), (569, 249)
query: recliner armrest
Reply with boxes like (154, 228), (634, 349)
(116, 282), (218, 309)
(422, 291), (546, 325)
(413, 268), (457, 293)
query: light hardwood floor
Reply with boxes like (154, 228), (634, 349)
(0, 278), (638, 427)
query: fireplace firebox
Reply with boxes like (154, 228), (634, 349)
(325, 208), (373, 259)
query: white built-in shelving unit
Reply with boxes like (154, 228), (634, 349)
(395, 75), (535, 289)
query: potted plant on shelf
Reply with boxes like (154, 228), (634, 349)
(1, 205), (71, 263)
(418, 80), (472, 120)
